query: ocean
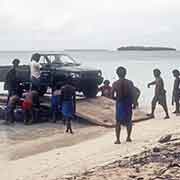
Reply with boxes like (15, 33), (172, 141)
(0, 50), (180, 106)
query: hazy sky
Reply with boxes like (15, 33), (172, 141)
(0, 0), (180, 50)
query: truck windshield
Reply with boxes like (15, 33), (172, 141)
(52, 55), (76, 65)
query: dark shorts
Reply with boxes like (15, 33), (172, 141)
(116, 97), (132, 126)
(61, 101), (75, 118)
(51, 96), (61, 113)
(152, 94), (167, 107)
(31, 77), (40, 91)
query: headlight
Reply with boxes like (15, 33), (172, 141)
(70, 72), (80, 78)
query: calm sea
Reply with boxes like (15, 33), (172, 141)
(0, 50), (179, 106)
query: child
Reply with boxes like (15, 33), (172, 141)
(51, 86), (61, 123)
(99, 80), (112, 98)
(22, 92), (33, 125)
(61, 81), (76, 134)
(172, 69), (180, 114)
(6, 95), (19, 124)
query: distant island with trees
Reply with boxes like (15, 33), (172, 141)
(117, 46), (176, 51)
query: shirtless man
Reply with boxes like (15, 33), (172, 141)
(147, 69), (169, 119)
(172, 69), (180, 114)
(112, 66), (134, 144)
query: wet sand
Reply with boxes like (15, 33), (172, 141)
(0, 119), (110, 160)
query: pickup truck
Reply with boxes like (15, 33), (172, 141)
(0, 53), (104, 97)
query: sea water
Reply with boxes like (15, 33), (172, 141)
(0, 50), (179, 106)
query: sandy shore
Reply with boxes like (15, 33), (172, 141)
(1, 106), (180, 180)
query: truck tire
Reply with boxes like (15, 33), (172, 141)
(39, 86), (47, 96)
(83, 85), (98, 98)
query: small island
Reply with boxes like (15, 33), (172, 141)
(117, 46), (176, 51)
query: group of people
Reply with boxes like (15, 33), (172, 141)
(99, 66), (180, 144)
(5, 54), (76, 134)
(4, 54), (180, 141)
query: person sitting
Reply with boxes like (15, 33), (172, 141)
(61, 80), (76, 134)
(132, 86), (141, 109)
(22, 92), (33, 125)
(99, 80), (112, 98)
(172, 69), (180, 114)
(51, 86), (62, 123)
(6, 95), (20, 124)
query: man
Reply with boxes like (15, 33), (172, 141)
(30, 53), (41, 91)
(172, 69), (180, 114)
(61, 80), (76, 134)
(99, 80), (112, 98)
(112, 66), (134, 144)
(147, 69), (169, 119)
(5, 59), (20, 104)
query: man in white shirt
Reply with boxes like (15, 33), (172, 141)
(30, 53), (41, 91)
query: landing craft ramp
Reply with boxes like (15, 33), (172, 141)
(76, 96), (150, 127)
(0, 95), (150, 126)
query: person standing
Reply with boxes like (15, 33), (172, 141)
(22, 92), (33, 125)
(112, 66), (134, 144)
(30, 53), (41, 91)
(61, 80), (76, 134)
(147, 69), (169, 119)
(5, 59), (20, 104)
(172, 69), (180, 114)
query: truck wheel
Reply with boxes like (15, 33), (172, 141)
(39, 86), (47, 96)
(83, 86), (98, 98)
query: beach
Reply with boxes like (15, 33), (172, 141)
(0, 106), (180, 180)
(0, 51), (180, 179)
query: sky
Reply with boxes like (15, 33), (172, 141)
(0, 0), (180, 50)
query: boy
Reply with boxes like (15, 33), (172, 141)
(147, 69), (169, 119)
(61, 81), (76, 134)
(172, 69), (180, 113)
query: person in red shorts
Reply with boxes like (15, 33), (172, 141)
(22, 92), (33, 125)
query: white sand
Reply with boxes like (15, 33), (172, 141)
(1, 106), (180, 180)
